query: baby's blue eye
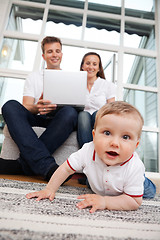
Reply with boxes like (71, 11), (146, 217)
(123, 135), (130, 140)
(104, 131), (110, 136)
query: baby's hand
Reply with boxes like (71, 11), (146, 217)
(26, 188), (55, 201)
(77, 194), (106, 213)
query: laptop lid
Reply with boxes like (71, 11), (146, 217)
(43, 70), (87, 108)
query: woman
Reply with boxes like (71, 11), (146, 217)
(77, 52), (116, 148)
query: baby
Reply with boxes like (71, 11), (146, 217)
(26, 101), (145, 213)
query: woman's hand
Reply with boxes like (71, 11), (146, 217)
(77, 194), (106, 213)
(26, 188), (55, 202)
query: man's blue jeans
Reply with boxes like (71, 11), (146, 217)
(2, 100), (78, 177)
(77, 111), (97, 148)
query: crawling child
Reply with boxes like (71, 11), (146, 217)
(26, 101), (145, 213)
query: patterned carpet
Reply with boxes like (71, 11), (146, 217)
(0, 179), (160, 240)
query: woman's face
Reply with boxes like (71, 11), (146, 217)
(82, 55), (100, 80)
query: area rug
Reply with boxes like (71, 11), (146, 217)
(0, 179), (159, 240)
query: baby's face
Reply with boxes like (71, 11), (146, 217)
(92, 113), (140, 166)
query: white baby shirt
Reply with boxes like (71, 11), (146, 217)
(67, 142), (145, 197)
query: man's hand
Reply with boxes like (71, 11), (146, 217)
(26, 188), (55, 201)
(77, 194), (106, 213)
(23, 93), (57, 114)
(37, 93), (57, 115)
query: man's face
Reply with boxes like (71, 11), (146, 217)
(42, 42), (63, 69)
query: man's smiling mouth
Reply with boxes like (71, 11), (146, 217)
(51, 58), (59, 62)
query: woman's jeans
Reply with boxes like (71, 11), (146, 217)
(2, 100), (78, 177)
(77, 111), (97, 148)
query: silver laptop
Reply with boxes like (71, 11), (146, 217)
(43, 70), (87, 109)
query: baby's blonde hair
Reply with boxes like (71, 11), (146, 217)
(94, 101), (144, 138)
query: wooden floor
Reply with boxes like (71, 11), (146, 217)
(0, 173), (87, 188)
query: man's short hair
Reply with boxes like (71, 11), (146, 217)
(41, 36), (62, 54)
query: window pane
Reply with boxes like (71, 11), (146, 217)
(85, 16), (120, 45)
(0, 77), (25, 108)
(138, 131), (158, 172)
(124, 22), (155, 50)
(88, 0), (121, 14)
(45, 10), (83, 40)
(123, 54), (157, 87)
(50, 0), (85, 9)
(125, 0), (154, 19)
(0, 38), (38, 71)
(7, 4), (44, 34)
(22, 19), (42, 35)
(61, 46), (88, 71)
(124, 90), (158, 128)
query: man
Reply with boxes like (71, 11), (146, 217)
(0, 36), (78, 181)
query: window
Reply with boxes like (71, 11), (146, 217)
(7, 4), (44, 34)
(0, 38), (38, 71)
(123, 54), (157, 87)
(46, 10), (83, 40)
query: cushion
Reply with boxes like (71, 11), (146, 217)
(0, 125), (79, 166)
